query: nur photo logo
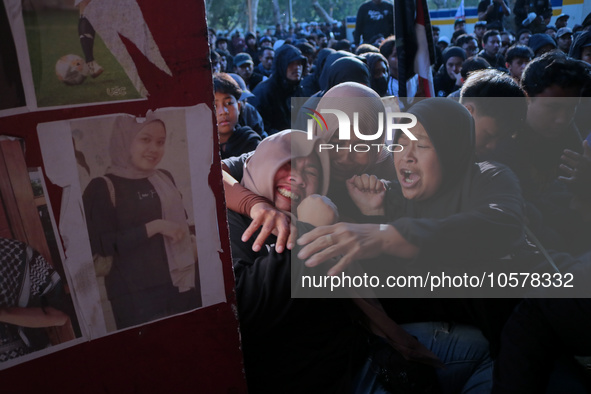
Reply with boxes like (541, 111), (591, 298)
(305, 108), (419, 153)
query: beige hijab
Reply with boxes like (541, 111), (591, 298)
(241, 130), (330, 207)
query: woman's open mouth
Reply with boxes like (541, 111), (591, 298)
(399, 169), (420, 187)
(277, 187), (300, 202)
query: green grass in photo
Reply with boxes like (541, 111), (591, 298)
(24, 9), (142, 107)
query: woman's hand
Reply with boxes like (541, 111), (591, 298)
(297, 194), (339, 227)
(559, 141), (591, 197)
(453, 70), (463, 87)
(244, 202), (293, 253)
(146, 219), (187, 242)
(297, 222), (418, 276)
(346, 174), (386, 216)
(297, 223), (386, 275)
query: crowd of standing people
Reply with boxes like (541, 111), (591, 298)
(209, 1), (591, 392)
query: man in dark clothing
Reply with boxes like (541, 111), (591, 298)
(233, 52), (264, 92)
(250, 44), (307, 135)
(513, 0), (552, 33)
(474, 21), (487, 48)
(478, 0), (511, 25)
(477, 30), (507, 71)
(256, 47), (274, 78)
(353, 0), (394, 47)
(486, 51), (591, 256)
(457, 34), (479, 57)
(555, 13), (569, 29)
(259, 35), (273, 49)
(244, 32), (259, 65)
(504, 44), (533, 82)
(459, 69), (526, 157)
(556, 27), (573, 54)
(454, 18), (466, 32)
(274, 23), (287, 40)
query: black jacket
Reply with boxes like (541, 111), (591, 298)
(477, 50), (507, 72)
(433, 65), (460, 97)
(219, 124), (261, 160)
(250, 44), (306, 135)
(229, 212), (366, 393)
(300, 48), (336, 97)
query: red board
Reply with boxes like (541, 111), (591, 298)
(0, 0), (246, 392)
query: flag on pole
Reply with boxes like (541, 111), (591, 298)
(455, 0), (465, 20)
(395, 0), (436, 99)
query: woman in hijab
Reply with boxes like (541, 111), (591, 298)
(322, 56), (371, 96)
(361, 51), (390, 97)
(298, 97), (524, 281)
(230, 129), (445, 394)
(297, 98), (532, 393)
(83, 114), (200, 330)
(568, 30), (591, 64)
(228, 129), (360, 393)
(223, 82), (396, 253)
(317, 51), (360, 93)
(434, 46), (466, 97)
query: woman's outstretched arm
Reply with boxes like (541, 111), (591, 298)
(222, 167), (294, 253)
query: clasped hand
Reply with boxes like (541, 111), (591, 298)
(560, 140), (591, 197)
(297, 175), (388, 276)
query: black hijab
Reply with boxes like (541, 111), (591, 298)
(325, 56), (371, 94)
(362, 52), (390, 97)
(569, 31), (591, 60)
(318, 51), (358, 92)
(382, 100), (524, 353)
(385, 96), (525, 264)
(314, 48), (336, 77)
(396, 97), (475, 196)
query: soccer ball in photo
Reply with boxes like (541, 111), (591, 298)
(55, 54), (89, 85)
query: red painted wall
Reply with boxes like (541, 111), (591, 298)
(0, 1), (247, 392)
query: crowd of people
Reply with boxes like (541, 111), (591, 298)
(209, 2), (591, 392)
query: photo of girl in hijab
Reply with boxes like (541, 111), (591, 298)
(82, 113), (201, 330)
